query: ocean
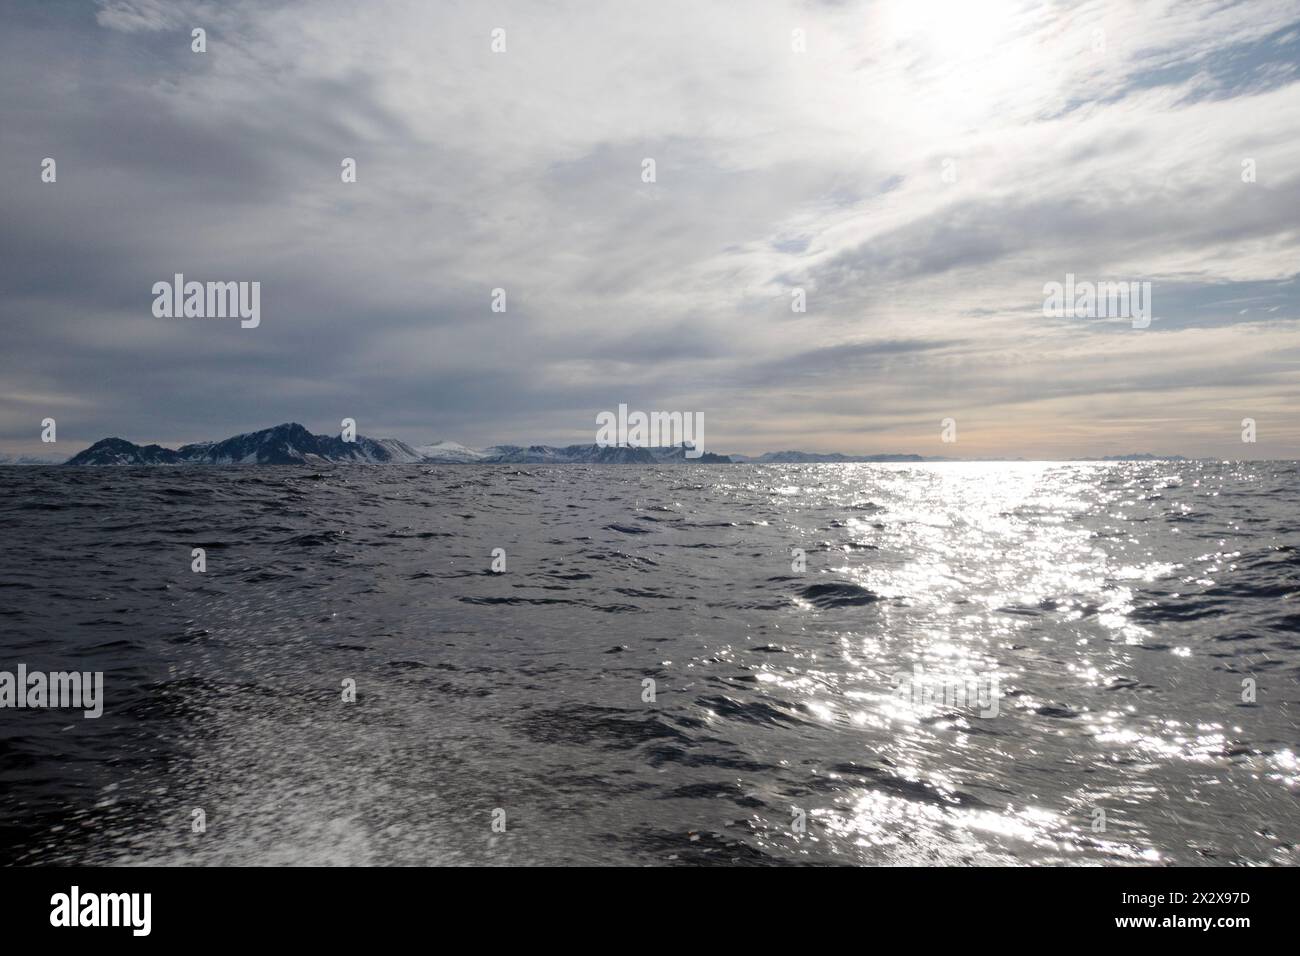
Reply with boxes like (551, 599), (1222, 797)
(1, 461), (1296, 866)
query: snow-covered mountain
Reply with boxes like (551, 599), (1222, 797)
(477, 443), (732, 464)
(482, 443), (655, 464)
(645, 444), (733, 464)
(60, 422), (960, 467)
(0, 452), (66, 465)
(65, 423), (424, 466)
(45, 427), (1201, 466)
(63, 437), (184, 466)
(414, 440), (490, 463)
(63, 424), (734, 466)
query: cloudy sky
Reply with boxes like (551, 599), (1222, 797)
(2, 0), (1298, 459)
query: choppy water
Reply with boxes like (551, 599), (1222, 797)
(1, 461), (1297, 866)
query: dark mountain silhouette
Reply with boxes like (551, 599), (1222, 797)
(64, 424), (734, 466)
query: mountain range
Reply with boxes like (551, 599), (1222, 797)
(24, 423), (1189, 466)
(0, 452), (65, 465)
(61, 423), (736, 466)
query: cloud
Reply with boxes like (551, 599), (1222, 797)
(2, 0), (1298, 458)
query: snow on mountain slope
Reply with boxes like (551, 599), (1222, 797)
(414, 440), (489, 463)
(63, 424), (745, 466)
(0, 452), (67, 465)
(66, 424), (424, 466)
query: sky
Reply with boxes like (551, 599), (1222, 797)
(2, 0), (1299, 460)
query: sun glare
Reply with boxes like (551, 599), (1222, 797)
(885, 0), (1019, 60)
(877, 0), (1049, 122)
